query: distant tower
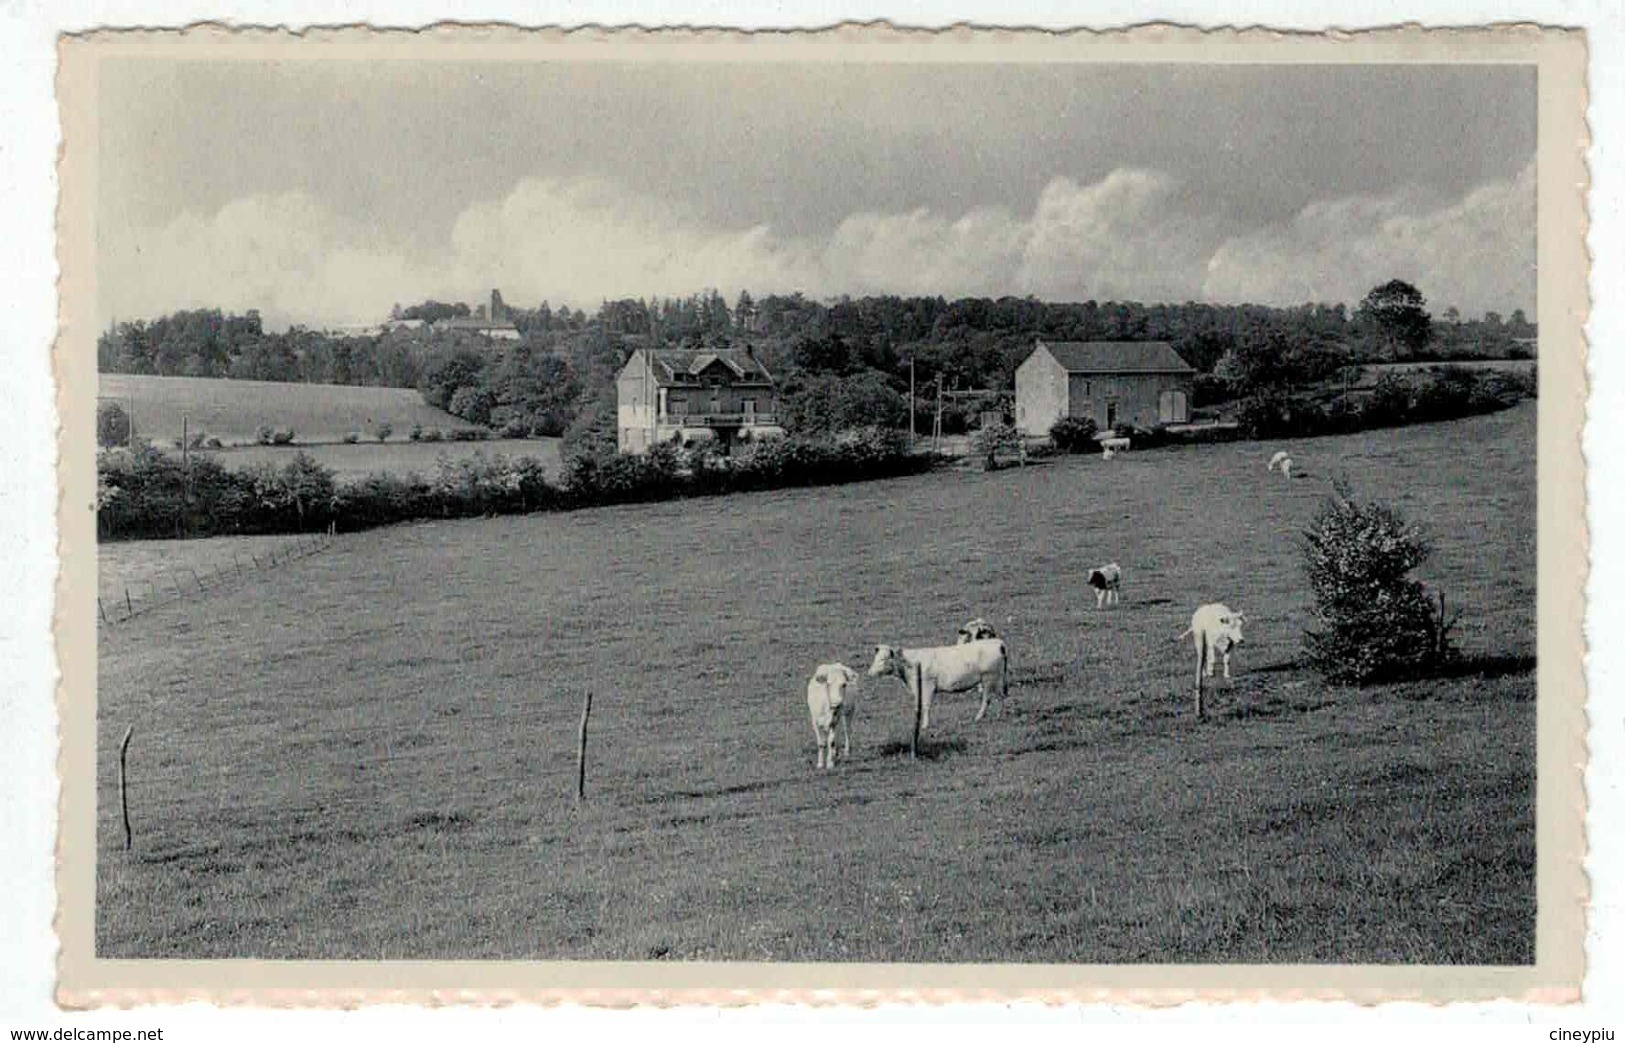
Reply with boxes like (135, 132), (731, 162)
(490, 289), (505, 323)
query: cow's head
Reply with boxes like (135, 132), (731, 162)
(813, 663), (858, 703)
(957, 618), (998, 644)
(1219, 611), (1247, 645)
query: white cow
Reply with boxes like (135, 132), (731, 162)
(868, 639), (1009, 730)
(1088, 562), (1123, 608)
(956, 618), (999, 643)
(1178, 603), (1248, 718)
(806, 662), (860, 769)
(1268, 450), (1294, 479)
(1100, 436), (1131, 458)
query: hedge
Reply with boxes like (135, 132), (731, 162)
(97, 428), (936, 542)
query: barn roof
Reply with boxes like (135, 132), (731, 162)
(1036, 340), (1195, 375)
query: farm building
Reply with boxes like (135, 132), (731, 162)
(1015, 340), (1196, 437)
(616, 347), (781, 454)
(428, 289), (522, 341)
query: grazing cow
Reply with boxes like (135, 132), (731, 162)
(1178, 603), (1248, 718)
(806, 663), (860, 769)
(1268, 450), (1290, 473)
(956, 618), (999, 644)
(868, 639), (1009, 730)
(1087, 562), (1123, 608)
(1100, 436), (1131, 457)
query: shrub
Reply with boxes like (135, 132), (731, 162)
(448, 385), (497, 427)
(343, 431), (361, 444)
(186, 429), (208, 451)
(451, 427), (491, 442)
(256, 424), (275, 446)
(499, 418), (532, 439)
(421, 428), (444, 443)
(205, 436), (223, 449)
(271, 428), (296, 445)
(1302, 484), (1459, 684)
(97, 402), (133, 448)
(409, 422), (424, 442)
(375, 422), (393, 443)
(1048, 416), (1098, 454)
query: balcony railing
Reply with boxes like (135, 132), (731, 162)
(661, 413), (778, 427)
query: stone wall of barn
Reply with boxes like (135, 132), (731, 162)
(1015, 352), (1069, 436)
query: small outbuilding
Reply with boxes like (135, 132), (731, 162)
(1014, 339), (1196, 437)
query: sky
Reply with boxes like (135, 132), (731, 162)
(94, 58), (1538, 330)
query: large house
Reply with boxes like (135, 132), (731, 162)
(616, 347), (781, 454)
(1014, 340), (1196, 437)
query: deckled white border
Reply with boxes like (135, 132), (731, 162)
(6, 0), (1622, 1033)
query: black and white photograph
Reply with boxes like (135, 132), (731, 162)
(49, 24), (1588, 1004)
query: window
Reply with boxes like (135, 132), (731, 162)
(669, 397), (688, 416)
(742, 398), (757, 417)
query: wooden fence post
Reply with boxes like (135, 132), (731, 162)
(911, 664), (922, 761)
(118, 725), (134, 851)
(125, 588), (133, 617)
(97, 597), (108, 624)
(577, 692), (593, 802)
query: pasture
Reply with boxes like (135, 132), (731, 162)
(95, 403), (1536, 963)
(98, 373), (472, 447)
(203, 436), (563, 481)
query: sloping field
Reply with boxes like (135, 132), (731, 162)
(206, 436), (563, 481)
(98, 373), (471, 447)
(95, 404), (1537, 963)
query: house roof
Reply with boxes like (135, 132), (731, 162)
(1035, 340), (1195, 375)
(432, 316), (519, 332)
(633, 348), (775, 385)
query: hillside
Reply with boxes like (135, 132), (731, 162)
(98, 373), (471, 448)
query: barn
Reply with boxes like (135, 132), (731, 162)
(1014, 340), (1196, 437)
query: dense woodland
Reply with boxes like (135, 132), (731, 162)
(98, 284), (1538, 443)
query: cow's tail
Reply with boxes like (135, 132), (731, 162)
(1177, 626), (1193, 642)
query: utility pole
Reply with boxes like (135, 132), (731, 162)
(933, 374), (944, 452)
(180, 414), (189, 539)
(909, 356), (916, 446)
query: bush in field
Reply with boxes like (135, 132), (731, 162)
(204, 436), (223, 449)
(972, 422), (1025, 469)
(343, 431), (361, 444)
(271, 427), (296, 445)
(97, 402), (133, 448)
(375, 421), (393, 443)
(1048, 416), (1098, 454)
(498, 418), (532, 439)
(186, 429), (208, 451)
(448, 385), (497, 427)
(1302, 483), (1459, 684)
(421, 428), (444, 443)
(256, 424), (275, 446)
(450, 427), (490, 442)
(409, 422), (423, 442)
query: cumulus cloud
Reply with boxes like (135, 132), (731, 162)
(100, 164), (1535, 329)
(1203, 160), (1536, 317)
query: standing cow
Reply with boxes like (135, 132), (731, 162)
(1179, 603), (1247, 719)
(868, 639), (1009, 731)
(1088, 562), (1123, 608)
(806, 663), (860, 769)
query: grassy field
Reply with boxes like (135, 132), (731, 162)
(200, 437), (564, 481)
(99, 373), (473, 448)
(95, 403), (1536, 963)
(97, 532), (335, 620)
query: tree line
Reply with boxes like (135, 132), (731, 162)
(98, 282), (1537, 443)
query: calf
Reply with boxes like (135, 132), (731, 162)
(1087, 562), (1122, 608)
(956, 618), (999, 643)
(1178, 603), (1248, 718)
(868, 639), (1009, 730)
(806, 662), (860, 769)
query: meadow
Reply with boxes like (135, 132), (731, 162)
(98, 373), (473, 447)
(95, 403), (1536, 963)
(204, 437), (563, 481)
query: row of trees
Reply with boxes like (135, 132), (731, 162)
(98, 282), (1536, 447)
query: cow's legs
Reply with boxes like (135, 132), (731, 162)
(1221, 650), (1232, 680)
(840, 708), (852, 762)
(921, 686), (934, 731)
(1096, 588), (1106, 609)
